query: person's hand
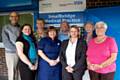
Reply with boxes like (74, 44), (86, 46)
(54, 58), (60, 65)
(87, 61), (91, 69)
(92, 64), (102, 70)
(65, 66), (74, 73)
(48, 60), (57, 66)
(87, 61), (94, 70)
(34, 62), (38, 70)
(55, 57), (60, 63)
(28, 64), (35, 70)
(88, 64), (102, 70)
(88, 64), (94, 70)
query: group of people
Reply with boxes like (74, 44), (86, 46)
(2, 11), (118, 80)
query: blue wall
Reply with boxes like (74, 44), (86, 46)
(85, 6), (120, 80)
(0, 0), (38, 12)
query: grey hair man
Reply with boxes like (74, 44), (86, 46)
(2, 11), (20, 80)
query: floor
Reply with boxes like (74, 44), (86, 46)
(0, 70), (90, 80)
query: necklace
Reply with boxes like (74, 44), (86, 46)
(95, 36), (107, 43)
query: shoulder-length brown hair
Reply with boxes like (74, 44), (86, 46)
(70, 25), (80, 38)
(46, 26), (58, 39)
(19, 24), (36, 42)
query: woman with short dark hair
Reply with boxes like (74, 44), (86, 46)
(37, 26), (61, 80)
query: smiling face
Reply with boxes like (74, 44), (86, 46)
(95, 23), (107, 36)
(70, 27), (79, 38)
(60, 21), (69, 32)
(36, 20), (45, 29)
(84, 23), (94, 33)
(48, 30), (56, 39)
(22, 25), (32, 36)
(9, 12), (19, 25)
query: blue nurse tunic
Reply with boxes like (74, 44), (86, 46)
(37, 37), (61, 80)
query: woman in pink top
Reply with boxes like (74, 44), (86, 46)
(87, 21), (118, 80)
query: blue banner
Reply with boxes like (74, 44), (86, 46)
(39, 12), (85, 27)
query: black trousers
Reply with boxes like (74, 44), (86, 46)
(89, 70), (115, 80)
(18, 61), (36, 80)
(62, 68), (85, 80)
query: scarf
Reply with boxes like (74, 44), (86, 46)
(23, 33), (37, 64)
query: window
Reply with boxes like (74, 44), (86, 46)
(0, 12), (33, 48)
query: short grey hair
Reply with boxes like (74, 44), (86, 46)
(95, 21), (108, 30)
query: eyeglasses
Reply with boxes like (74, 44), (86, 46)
(10, 16), (18, 18)
(96, 27), (105, 29)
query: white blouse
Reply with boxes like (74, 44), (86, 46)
(66, 40), (77, 67)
